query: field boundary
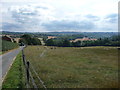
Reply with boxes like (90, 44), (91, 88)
(22, 47), (47, 89)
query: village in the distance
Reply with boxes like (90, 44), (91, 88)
(0, 31), (119, 47)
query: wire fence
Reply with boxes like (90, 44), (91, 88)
(22, 47), (47, 89)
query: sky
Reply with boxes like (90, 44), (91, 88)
(0, 0), (119, 32)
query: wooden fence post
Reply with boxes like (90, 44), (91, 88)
(26, 61), (30, 83)
(23, 55), (25, 65)
(22, 49), (25, 65)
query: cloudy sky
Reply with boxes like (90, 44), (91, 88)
(0, 0), (119, 32)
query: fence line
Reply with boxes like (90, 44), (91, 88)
(22, 47), (47, 89)
(22, 49), (29, 88)
(29, 71), (38, 88)
(29, 62), (47, 89)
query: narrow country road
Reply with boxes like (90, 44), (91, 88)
(0, 46), (24, 81)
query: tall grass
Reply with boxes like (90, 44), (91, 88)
(24, 46), (119, 88)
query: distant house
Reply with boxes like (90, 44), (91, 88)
(2, 35), (13, 42)
(47, 36), (57, 39)
(70, 37), (97, 42)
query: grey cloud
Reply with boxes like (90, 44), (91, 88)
(10, 5), (96, 32)
(105, 13), (117, 23)
(9, 4), (51, 24)
(11, 10), (40, 25)
(42, 20), (95, 31)
(4, 4), (116, 32)
(35, 6), (49, 9)
(85, 14), (100, 21)
(2, 22), (23, 31)
(4, 5), (51, 32)
(106, 13), (117, 18)
(18, 11), (38, 16)
(7, 5), (96, 32)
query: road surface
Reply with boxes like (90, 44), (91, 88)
(0, 46), (24, 81)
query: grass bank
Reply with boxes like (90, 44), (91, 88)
(2, 40), (19, 52)
(2, 52), (25, 88)
(24, 46), (119, 88)
(0, 40), (19, 55)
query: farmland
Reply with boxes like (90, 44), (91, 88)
(24, 46), (119, 88)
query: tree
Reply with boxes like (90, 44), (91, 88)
(71, 41), (81, 47)
(20, 34), (41, 45)
(31, 38), (41, 45)
(45, 39), (54, 46)
(62, 39), (70, 47)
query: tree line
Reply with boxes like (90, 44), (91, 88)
(45, 35), (120, 47)
(18, 34), (120, 47)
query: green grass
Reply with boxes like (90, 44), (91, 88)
(0, 51), (10, 55)
(0, 40), (19, 55)
(2, 52), (25, 88)
(24, 46), (119, 88)
(2, 40), (19, 52)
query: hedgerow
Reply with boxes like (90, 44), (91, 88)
(2, 40), (19, 51)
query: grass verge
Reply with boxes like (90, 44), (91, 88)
(2, 52), (25, 88)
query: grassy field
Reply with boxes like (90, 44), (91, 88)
(2, 52), (25, 88)
(24, 46), (119, 88)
